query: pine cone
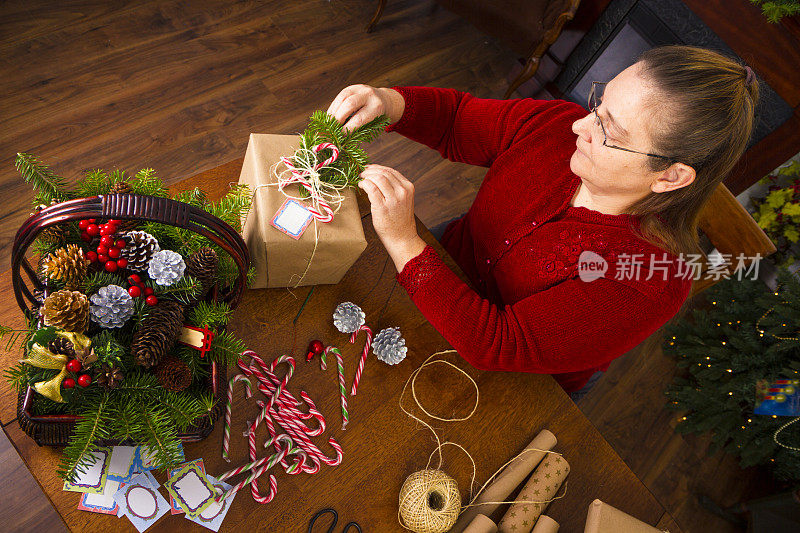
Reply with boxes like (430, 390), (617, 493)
(89, 284), (135, 328)
(373, 327), (407, 365)
(41, 290), (89, 333)
(107, 182), (139, 232)
(48, 336), (76, 357)
(333, 302), (365, 334)
(42, 244), (88, 290)
(148, 250), (186, 286)
(154, 355), (192, 391)
(109, 181), (133, 194)
(185, 247), (218, 298)
(95, 364), (124, 389)
(31, 200), (66, 245)
(131, 300), (184, 368)
(119, 231), (159, 272)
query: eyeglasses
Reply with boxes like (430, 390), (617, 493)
(588, 81), (676, 162)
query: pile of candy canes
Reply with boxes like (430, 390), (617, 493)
(213, 302), (407, 504)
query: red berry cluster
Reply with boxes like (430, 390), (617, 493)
(80, 219), (129, 272)
(63, 359), (91, 388)
(127, 274), (158, 306)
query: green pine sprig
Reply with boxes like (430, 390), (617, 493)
(206, 329), (248, 366)
(188, 301), (233, 328)
(150, 275), (202, 306)
(298, 111), (390, 187)
(57, 391), (112, 483)
(131, 168), (168, 197)
(15, 153), (73, 202)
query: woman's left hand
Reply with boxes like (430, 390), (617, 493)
(358, 164), (427, 272)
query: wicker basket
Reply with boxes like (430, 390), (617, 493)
(11, 193), (250, 446)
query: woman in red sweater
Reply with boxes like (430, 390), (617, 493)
(326, 46), (759, 399)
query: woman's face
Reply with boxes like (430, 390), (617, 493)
(569, 63), (669, 198)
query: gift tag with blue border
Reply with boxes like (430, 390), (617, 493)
(270, 198), (314, 239)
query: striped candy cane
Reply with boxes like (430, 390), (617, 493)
(349, 325), (373, 396)
(215, 435), (301, 503)
(222, 374), (253, 462)
(325, 346), (349, 429)
(278, 142), (340, 223)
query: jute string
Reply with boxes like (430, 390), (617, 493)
(397, 351), (568, 533)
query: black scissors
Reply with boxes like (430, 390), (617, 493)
(308, 508), (362, 532)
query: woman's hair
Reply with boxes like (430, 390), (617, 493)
(624, 45), (760, 259)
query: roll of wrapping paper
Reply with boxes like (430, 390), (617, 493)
(531, 515), (559, 533)
(462, 514), (498, 533)
(451, 429), (557, 532)
(496, 456), (570, 533)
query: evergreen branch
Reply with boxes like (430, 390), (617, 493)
(76, 169), (111, 197)
(130, 402), (182, 472)
(159, 390), (211, 431)
(207, 329), (248, 366)
(4, 362), (30, 393)
(82, 271), (125, 295)
(188, 301), (232, 327)
(15, 153), (73, 201)
(57, 392), (112, 483)
(152, 275), (202, 305)
(131, 168), (168, 197)
(1, 325), (30, 351)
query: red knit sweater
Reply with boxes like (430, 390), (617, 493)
(385, 86), (692, 392)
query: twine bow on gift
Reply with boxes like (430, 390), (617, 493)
(272, 142), (349, 223)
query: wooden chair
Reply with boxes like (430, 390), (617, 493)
(365, 0), (582, 99)
(691, 182), (776, 297)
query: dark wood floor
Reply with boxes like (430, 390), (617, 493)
(0, 1), (775, 531)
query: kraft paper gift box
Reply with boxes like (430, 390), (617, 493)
(583, 499), (663, 533)
(239, 133), (367, 288)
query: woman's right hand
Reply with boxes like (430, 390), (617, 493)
(326, 84), (405, 132)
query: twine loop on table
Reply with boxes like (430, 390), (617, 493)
(397, 351), (568, 533)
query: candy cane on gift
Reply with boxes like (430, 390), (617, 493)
(324, 346), (349, 430)
(278, 142), (341, 223)
(222, 373), (254, 462)
(349, 324), (373, 396)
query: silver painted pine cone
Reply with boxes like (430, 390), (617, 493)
(373, 327), (407, 365)
(90, 284), (135, 328)
(333, 301), (365, 334)
(148, 249), (186, 286)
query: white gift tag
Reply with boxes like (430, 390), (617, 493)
(270, 198), (314, 239)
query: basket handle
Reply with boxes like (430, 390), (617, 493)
(12, 194), (250, 316)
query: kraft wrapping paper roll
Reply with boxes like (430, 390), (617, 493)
(496, 456), (570, 533)
(462, 514), (498, 533)
(531, 515), (559, 533)
(451, 429), (557, 532)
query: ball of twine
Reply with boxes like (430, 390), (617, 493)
(398, 469), (461, 533)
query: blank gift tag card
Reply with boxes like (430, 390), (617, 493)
(107, 446), (137, 481)
(185, 475), (235, 532)
(114, 473), (169, 532)
(270, 198), (313, 239)
(168, 459), (206, 514)
(78, 479), (121, 515)
(164, 463), (217, 519)
(63, 446), (111, 494)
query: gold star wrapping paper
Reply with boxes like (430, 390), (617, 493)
(496, 455), (570, 533)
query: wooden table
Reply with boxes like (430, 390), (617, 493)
(1, 159), (668, 531)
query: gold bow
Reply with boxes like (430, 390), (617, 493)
(21, 329), (94, 403)
(22, 342), (69, 402)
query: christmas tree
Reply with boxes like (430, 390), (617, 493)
(664, 267), (800, 481)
